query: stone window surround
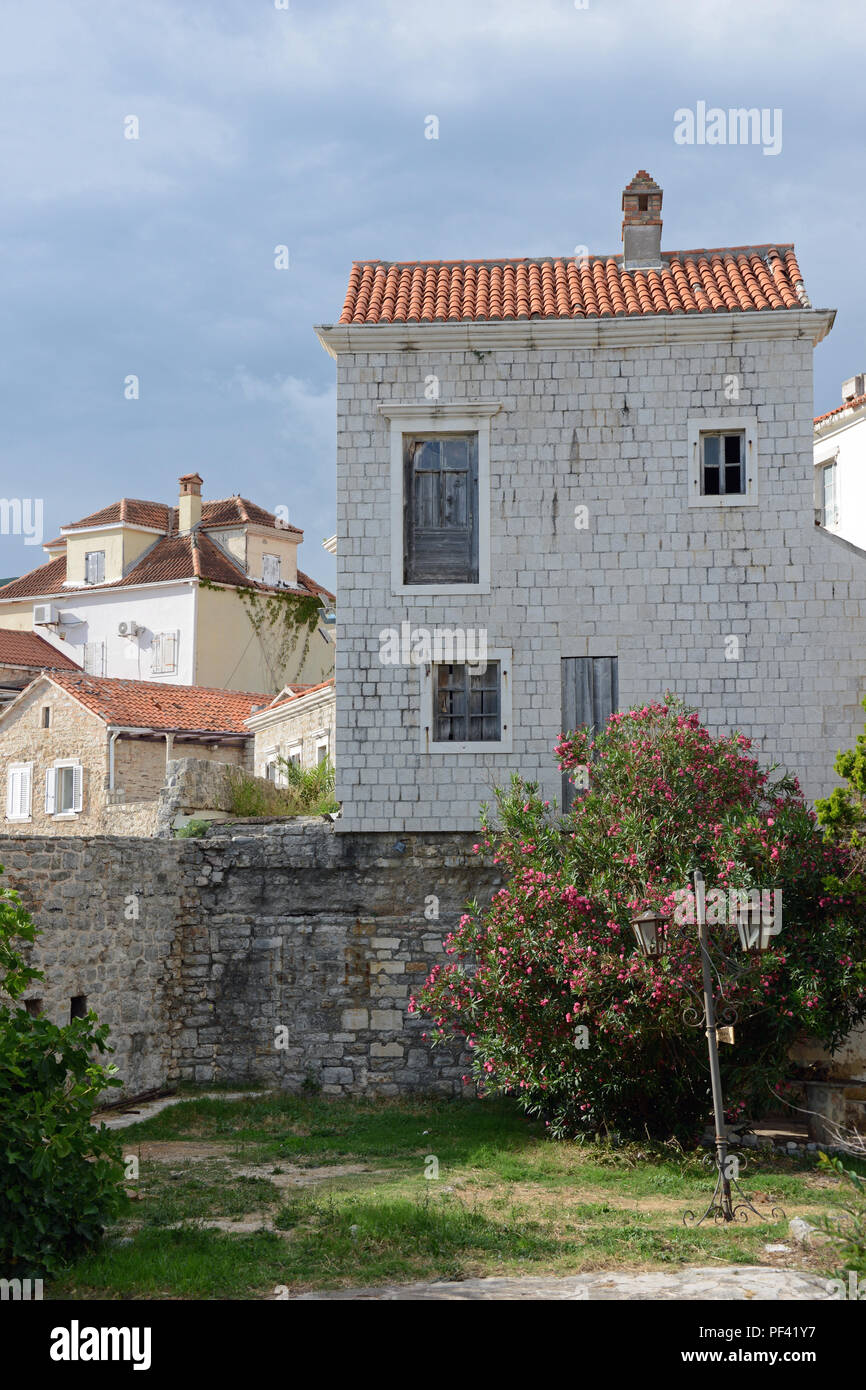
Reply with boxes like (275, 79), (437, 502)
(418, 647), (513, 754)
(687, 414), (759, 509)
(6, 761), (33, 822)
(381, 401), (500, 596)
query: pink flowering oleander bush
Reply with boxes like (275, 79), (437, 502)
(412, 699), (866, 1140)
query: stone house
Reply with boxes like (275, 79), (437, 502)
(0, 628), (81, 704)
(814, 373), (866, 547)
(0, 671), (270, 836)
(246, 677), (336, 781)
(316, 168), (866, 832)
(0, 473), (335, 693)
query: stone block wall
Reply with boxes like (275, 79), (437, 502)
(0, 825), (502, 1097)
(334, 337), (866, 830)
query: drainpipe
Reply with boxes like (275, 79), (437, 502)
(107, 728), (121, 791)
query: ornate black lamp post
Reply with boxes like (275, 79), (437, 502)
(631, 867), (785, 1226)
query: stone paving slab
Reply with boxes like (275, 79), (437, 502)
(291, 1267), (838, 1301)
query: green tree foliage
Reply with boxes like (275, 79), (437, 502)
(415, 700), (866, 1140)
(0, 869), (127, 1276)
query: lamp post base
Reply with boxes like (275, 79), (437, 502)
(683, 1156), (786, 1227)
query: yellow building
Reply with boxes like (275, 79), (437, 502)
(0, 474), (335, 695)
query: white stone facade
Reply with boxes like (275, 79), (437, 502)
(324, 322), (866, 831)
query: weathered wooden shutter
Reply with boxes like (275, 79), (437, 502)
(560, 657), (618, 810)
(404, 436), (478, 583)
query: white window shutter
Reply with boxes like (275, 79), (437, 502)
(166, 631), (178, 671)
(72, 764), (83, 813)
(19, 765), (31, 818)
(45, 767), (56, 814)
(6, 772), (16, 819)
(152, 633), (163, 672)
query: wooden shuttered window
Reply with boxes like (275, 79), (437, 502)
(6, 764), (32, 820)
(560, 657), (618, 811)
(403, 435), (479, 584)
(434, 662), (500, 743)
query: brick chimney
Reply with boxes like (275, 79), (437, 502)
(621, 170), (663, 271)
(178, 473), (203, 533)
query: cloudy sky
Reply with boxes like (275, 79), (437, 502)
(1, 0), (863, 582)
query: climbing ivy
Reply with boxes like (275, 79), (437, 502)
(199, 578), (326, 691)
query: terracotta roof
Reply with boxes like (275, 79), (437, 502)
(338, 247), (809, 324)
(62, 499), (172, 532)
(0, 556), (67, 600)
(297, 570), (335, 604)
(265, 677), (335, 712)
(0, 535), (332, 602)
(0, 629), (81, 670)
(43, 672), (271, 734)
(62, 495), (303, 537)
(814, 393), (866, 425)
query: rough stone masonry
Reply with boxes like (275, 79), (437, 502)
(0, 822), (501, 1097)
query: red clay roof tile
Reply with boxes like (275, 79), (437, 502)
(0, 629), (82, 670)
(338, 245), (811, 324)
(43, 672), (272, 734)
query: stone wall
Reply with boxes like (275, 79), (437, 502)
(0, 824), (502, 1097)
(333, 337), (866, 830)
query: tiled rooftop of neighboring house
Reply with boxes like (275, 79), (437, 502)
(814, 393), (866, 425)
(43, 672), (274, 733)
(263, 677), (335, 712)
(338, 247), (809, 324)
(0, 629), (82, 670)
(0, 484), (336, 605)
(60, 495), (303, 536)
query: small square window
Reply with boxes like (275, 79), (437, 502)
(688, 418), (758, 509)
(70, 995), (87, 1020)
(701, 431), (745, 496)
(24, 998), (42, 1017)
(435, 662), (501, 743)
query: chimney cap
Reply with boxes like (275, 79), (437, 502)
(179, 472), (203, 493)
(621, 169), (663, 270)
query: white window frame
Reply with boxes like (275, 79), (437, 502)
(83, 640), (105, 675)
(152, 630), (179, 675)
(84, 550), (105, 584)
(6, 762), (33, 822)
(48, 758), (83, 817)
(688, 416), (759, 509)
(313, 731), (330, 766)
(381, 402), (499, 596)
(286, 743), (303, 768)
(816, 456), (839, 528)
(419, 647), (513, 754)
(261, 553), (281, 586)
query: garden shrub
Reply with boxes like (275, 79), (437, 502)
(414, 699), (866, 1140)
(0, 869), (127, 1276)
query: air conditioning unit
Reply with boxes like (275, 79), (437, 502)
(33, 604), (58, 626)
(117, 620), (143, 638)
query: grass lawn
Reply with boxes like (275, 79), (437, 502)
(51, 1092), (859, 1300)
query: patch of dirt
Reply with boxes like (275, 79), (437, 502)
(129, 1142), (230, 1161)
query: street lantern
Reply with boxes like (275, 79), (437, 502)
(732, 895), (777, 955)
(629, 866), (785, 1228)
(631, 908), (666, 958)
